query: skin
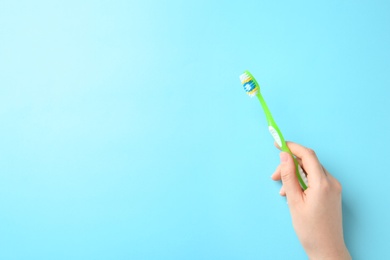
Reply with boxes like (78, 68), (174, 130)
(271, 142), (351, 260)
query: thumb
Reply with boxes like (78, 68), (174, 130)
(280, 152), (303, 204)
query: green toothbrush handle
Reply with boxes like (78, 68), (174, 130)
(257, 93), (308, 190)
(269, 124), (308, 190)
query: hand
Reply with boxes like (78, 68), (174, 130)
(271, 142), (351, 260)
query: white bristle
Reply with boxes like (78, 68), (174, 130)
(239, 73), (250, 82)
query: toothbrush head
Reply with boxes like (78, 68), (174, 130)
(239, 70), (260, 97)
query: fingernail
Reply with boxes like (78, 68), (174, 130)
(280, 152), (288, 163)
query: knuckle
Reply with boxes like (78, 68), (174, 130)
(281, 170), (292, 183)
(319, 179), (343, 194)
(320, 181), (331, 193)
(333, 180), (343, 193)
(305, 148), (317, 157)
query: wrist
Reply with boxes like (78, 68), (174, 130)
(307, 246), (351, 260)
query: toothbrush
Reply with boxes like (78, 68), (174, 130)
(239, 70), (308, 190)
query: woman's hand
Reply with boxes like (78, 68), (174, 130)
(271, 142), (351, 260)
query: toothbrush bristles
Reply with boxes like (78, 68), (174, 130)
(239, 72), (259, 97)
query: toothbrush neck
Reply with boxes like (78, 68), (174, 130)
(256, 93), (276, 126)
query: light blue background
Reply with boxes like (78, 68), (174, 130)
(1, 0), (389, 259)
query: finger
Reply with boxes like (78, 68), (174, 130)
(279, 152), (303, 205)
(271, 165), (282, 181)
(279, 186), (286, 196)
(274, 142), (303, 165)
(285, 142), (326, 185)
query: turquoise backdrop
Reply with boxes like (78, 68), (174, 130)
(1, 1), (389, 259)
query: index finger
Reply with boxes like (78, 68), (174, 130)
(276, 141), (327, 185)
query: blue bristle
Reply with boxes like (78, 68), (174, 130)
(243, 81), (255, 92)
